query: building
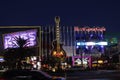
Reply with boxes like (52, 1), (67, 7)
(0, 25), (109, 70)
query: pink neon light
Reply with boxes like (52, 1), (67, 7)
(74, 27), (106, 32)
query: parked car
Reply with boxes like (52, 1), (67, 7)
(0, 69), (66, 80)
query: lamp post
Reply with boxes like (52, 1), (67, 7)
(38, 27), (51, 66)
(38, 27), (43, 62)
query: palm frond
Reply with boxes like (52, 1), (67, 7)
(13, 36), (29, 48)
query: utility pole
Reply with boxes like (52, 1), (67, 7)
(39, 27), (43, 61)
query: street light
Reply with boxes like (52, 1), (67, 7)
(38, 27), (43, 61)
(38, 26), (51, 63)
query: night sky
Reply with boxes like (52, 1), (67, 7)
(0, 0), (120, 38)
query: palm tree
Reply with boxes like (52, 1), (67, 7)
(4, 48), (18, 69)
(13, 36), (29, 69)
(14, 36), (30, 48)
(4, 36), (35, 69)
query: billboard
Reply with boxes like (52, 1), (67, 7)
(3, 29), (37, 49)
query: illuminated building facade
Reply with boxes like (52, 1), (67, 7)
(74, 27), (107, 55)
(41, 26), (107, 55)
(72, 27), (107, 68)
(40, 26), (108, 68)
(0, 25), (109, 70)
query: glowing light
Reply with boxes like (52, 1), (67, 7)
(98, 60), (103, 64)
(52, 51), (63, 58)
(77, 42), (85, 45)
(97, 42), (108, 45)
(77, 42), (81, 45)
(76, 46), (79, 48)
(0, 58), (4, 62)
(86, 42), (95, 46)
(77, 41), (108, 46)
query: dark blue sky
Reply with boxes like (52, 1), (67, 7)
(0, 0), (120, 37)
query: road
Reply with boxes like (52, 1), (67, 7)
(49, 70), (120, 80)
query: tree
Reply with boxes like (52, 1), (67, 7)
(4, 36), (34, 69)
(4, 48), (18, 69)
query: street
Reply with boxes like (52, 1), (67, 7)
(49, 70), (120, 80)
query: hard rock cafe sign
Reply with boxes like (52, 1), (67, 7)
(74, 27), (106, 32)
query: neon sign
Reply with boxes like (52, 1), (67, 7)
(74, 27), (106, 32)
(77, 41), (108, 46)
(72, 56), (91, 68)
(3, 29), (37, 49)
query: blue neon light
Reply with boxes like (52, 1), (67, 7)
(77, 41), (108, 46)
